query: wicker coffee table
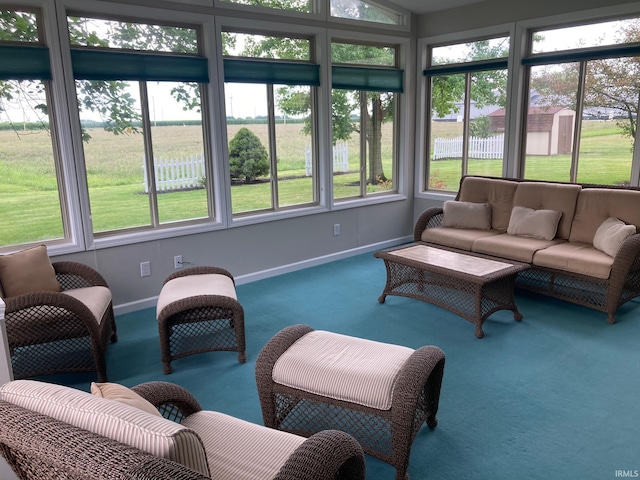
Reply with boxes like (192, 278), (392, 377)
(374, 243), (529, 338)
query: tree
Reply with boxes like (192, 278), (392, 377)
(228, 127), (270, 183)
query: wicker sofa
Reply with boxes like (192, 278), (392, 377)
(414, 176), (640, 323)
(0, 380), (365, 480)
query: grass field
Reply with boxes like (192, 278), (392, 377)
(0, 120), (634, 245)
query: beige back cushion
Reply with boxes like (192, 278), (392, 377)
(458, 176), (518, 231)
(0, 245), (61, 297)
(0, 380), (210, 477)
(569, 189), (640, 244)
(512, 182), (581, 239)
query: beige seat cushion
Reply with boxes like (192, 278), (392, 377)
(183, 410), (305, 480)
(472, 234), (565, 263)
(512, 182), (581, 239)
(458, 176), (518, 231)
(272, 330), (414, 411)
(421, 226), (503, 251)
(0, 244), (61, 297)
(0, 380), (210, 477)
(532, 242), (614, 279)
(157, 273), (237, 319)
(62, 286), (112, 323)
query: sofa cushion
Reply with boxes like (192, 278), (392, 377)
(183, 410), (305, 480)
(569, 188), (640, 245)
(512, 182), (581, 239)
(0, 380), (210, 477)
(532, 242), (614, 279)
(421, 227), (503, 251)
(457, 176), (518, 231)
(441, 201), (491, 230)
(472, 234), (565, 263)
(91, 382), (162, 418)
(0, 245), (61, 298)
(593, 217), (636, 258)
(507, 206), (562, 241)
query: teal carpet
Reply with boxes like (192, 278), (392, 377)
(56, 252), (640, 480)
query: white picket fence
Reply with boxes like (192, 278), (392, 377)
(433, 134), (504, 160)
(143, 154), (205, 193)
(304, 141), (349, 176)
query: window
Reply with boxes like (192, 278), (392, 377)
(330, 0), (404, 26)
(67, 15), (211, 235)
(331, 40), (402, 201)
(423, 37), (509, 192)
(218, 0), (311, 13)
(222, 31), (319, 215)
(0, 8), (66, 247)
(522, 18), (640, 185)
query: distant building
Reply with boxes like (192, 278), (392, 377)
(490, 106), (575, 155)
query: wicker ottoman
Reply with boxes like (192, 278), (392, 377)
(255, 324), (446, 480)
(156, 266), (246, 374)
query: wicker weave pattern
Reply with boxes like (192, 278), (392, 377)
(3, 261), (117, 382)
(157, 267), (246, 374)
(256, 325), (445, 480)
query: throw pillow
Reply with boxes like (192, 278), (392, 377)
(507, 206), (562, 241)
(91, 382), (163, 417)
(0, 244), (61, 298)
(441, 201), (492, 230)
(593, 217), (636, 258)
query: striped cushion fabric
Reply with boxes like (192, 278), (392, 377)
(183, 410), (304, 480)
(0, 380), (210, 477)
(157, 274), (236, 319)
(272, 331), (414, 410)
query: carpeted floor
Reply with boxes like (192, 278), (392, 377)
(58, 252), (640, 480)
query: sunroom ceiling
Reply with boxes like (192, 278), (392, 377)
(390, 0), (487, 14)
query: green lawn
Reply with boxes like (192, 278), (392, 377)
(0, 120), (634, 245)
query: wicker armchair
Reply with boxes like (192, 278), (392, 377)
(1, 260), (117, 381)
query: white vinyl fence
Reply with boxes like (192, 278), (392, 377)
(143, 154), (205, 193)
(305, 141), (349, 176)
(432, 134), (504, 160)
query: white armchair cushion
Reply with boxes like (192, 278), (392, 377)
(183, 410), (305, 480)
(62, 286), (112, 323)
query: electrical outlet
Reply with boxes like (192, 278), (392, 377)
(140, 261), (151, 277)
(333, 224), (341, 236)
(174, 255), (183, 269)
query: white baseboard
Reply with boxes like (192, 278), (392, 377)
(113, 237), (411, 316)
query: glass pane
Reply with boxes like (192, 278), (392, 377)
(577, 59), (635, 185)
(218, 0), (310, 13)
(67, 16), (198, 53)
(226, 83), (272, 214)
(333, 89), (362, 199)
(0, 9), (40, 43)
(77, 80), (150, 232)
(467, 70), (507, 178)
(332, 42), (396, 66)
(531, 19), (637, 54)
(275, 85), (314, 207)
(223, 32), (310, 60)
(431, 37), (509, 66)
(147, 82), (209, 223)
(0, 80), (65, 245)
(365, 91), (395, 194)
(428, 74), (465, 191)
(524, 64), (578, 182)
(330, 0), (402, 25)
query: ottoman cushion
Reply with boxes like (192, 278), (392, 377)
(157, 273), (237, 319)
(272, 331), (414, 410)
